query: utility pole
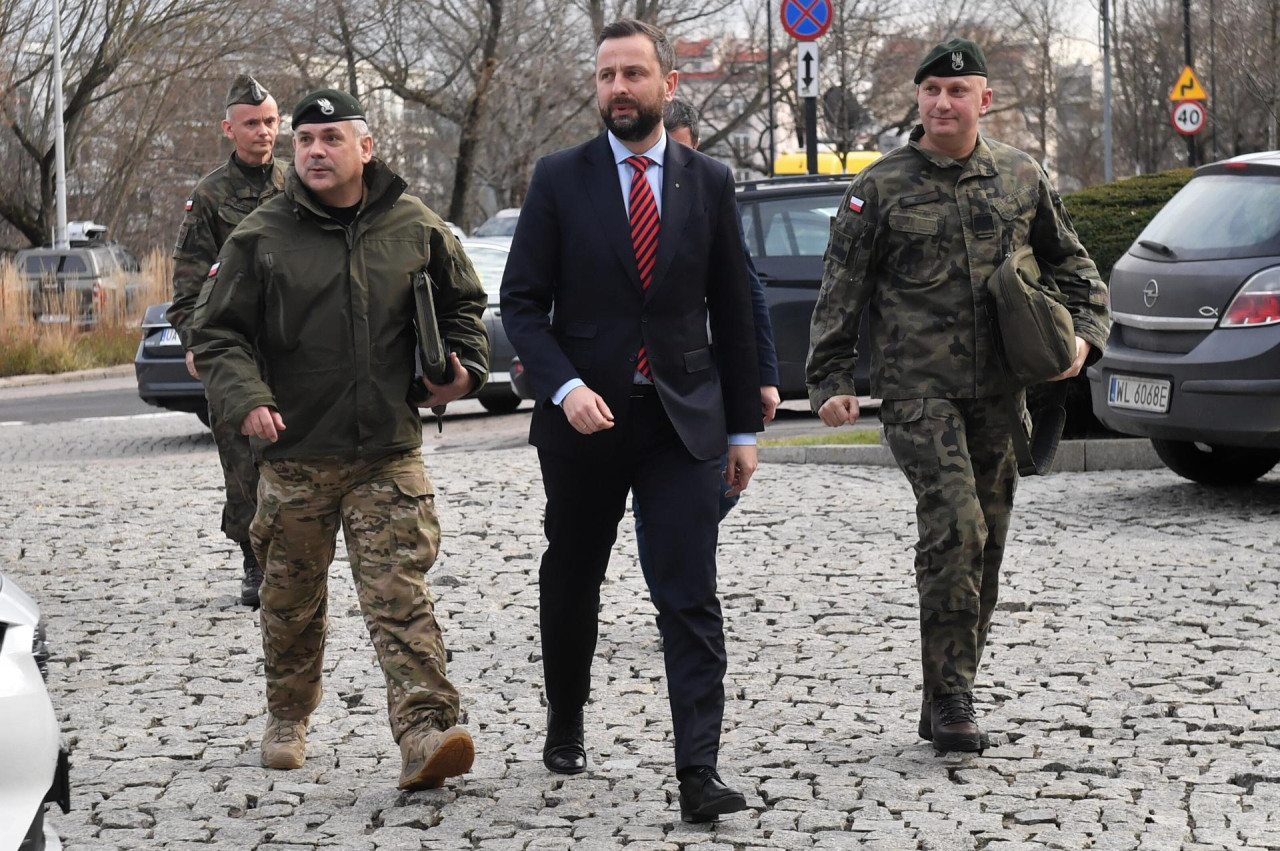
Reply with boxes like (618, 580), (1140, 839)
(767, 0), (776, 175)
(52, 0), (68, 249)
(1182, 0), (1197, 167)
(1102, 0), (1113, 182)
(1209, 0), (1216, 161)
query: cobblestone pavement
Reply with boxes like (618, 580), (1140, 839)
(3, 414), (1279, 850)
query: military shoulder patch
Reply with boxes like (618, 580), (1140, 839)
(207, 261), (220, 277)
(848, 195), (864, 213)
(185, 198), (194, 212)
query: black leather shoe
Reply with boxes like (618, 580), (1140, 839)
(931, 692), (985, 753)
(678, 766), (747, 823)
(240, 543), (263, 609)
(542, 707), (586, 774)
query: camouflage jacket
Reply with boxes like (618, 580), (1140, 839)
(167, 153), (288, 348)
(806, 127), (1110, 408)
(189, 159), (489, 462)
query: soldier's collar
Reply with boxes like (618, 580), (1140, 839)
(908, 126), (997, 178)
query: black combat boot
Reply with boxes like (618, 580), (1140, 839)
(920, 692), (991, 748)
(930, 692), (985, 753)
(240, 542), (263, 609)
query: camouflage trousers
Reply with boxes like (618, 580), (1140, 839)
(881, 396), (1020, 698)
(208, 402), (259, 544)
(249, 449), (459, 742)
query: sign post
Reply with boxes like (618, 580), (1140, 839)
(780, 0), (831, 174)
(1167, 66), (1208, 153)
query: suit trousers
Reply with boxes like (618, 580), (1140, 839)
(536, 386), (726, 770)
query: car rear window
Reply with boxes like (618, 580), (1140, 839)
(742, 192), (842, 258)
(1137, 173), (1280, 260)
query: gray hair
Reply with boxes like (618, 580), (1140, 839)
(597, 19), (675, 75)
(663, 98), (700, 147)
(351, 118), (371, 139)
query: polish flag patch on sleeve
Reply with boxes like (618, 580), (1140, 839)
(185, 199), (193, 212)
(848, 195), (865, 213)
(207, 261), (220, 277)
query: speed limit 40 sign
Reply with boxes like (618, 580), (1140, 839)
(1172, 100), (1206, 135)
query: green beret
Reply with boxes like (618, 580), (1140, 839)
(914, 37), (988, 85)
(291, 89), (366, 128)
(226, 74), (269, 108)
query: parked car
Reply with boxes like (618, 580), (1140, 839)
(15, 221), (145, 326)
(505, 174), (872, 403)
(469, 208), (520, 245)
(1089, 150), (1280, 485)
(0, 572), (71, 851)
(460, 240), (523, 414)
(134, 302), (209, 426)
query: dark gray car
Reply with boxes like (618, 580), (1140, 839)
(1089, 151), (1280, 484)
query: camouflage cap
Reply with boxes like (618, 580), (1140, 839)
(914, 37), (988, 84)
(226, 74), (270, 108)
(291, 89), (366, 128)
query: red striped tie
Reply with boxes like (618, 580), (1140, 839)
(626, 155), (659, 380)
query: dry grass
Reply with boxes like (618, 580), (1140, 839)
(0, 251), (171, 378)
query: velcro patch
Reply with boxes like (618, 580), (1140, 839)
(207, 261), (220, 277)
(848, 195), (865, 213)
(185, 199), (193, 212)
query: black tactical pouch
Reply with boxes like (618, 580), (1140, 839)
(408, 268), (455, 416)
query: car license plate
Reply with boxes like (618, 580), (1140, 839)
(159, 327), (180, 346)
(1108, 374), (1171, 413)
(38, 313), (71, 324)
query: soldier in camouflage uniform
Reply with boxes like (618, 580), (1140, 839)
(806, 38), (1110, 752)
(167, 74), (287, 608)
(190, 89), (489, 789)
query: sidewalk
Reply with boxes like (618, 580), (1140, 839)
(0, 362), (133, 390)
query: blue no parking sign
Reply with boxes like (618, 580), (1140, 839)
(780, 0), (832, 40)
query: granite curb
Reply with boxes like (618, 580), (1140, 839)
(0, 363), (134, 389)
(760, 435), (1163, 472)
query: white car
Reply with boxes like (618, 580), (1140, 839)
(0, 573), (69, 851)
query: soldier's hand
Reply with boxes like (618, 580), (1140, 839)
(419, 352), (476, 408)
(1050, 337), (1091, 381)
(562, 386), (614, 434)
(724, 444), (758, 497)
(761, 385), (781, 425)
(241, 406), (286, 442)
(185, 350), (199, 379)
(818, 394), (860, 427)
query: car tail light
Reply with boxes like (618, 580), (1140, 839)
(1220, 267), (1280, 328)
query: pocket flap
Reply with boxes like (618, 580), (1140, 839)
(564, 321), (597, 339)
(683, 347), (713, 373)
(392, 475), (434, 499)
(879, 398), (925, 424)
(888, 211), (940, 236)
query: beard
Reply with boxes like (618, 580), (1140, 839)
(600, 95), (664, 142)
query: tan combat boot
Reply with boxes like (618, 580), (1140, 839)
(398, 725), (475, 791)
(261, 714), (308, 769)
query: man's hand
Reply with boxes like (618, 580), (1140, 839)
(241, 406), (286, 442)
(185, 350), (199, 379)
(416, 352), (477, 408)
(562, 385), (614, 434)
(818, 394), (860, 427)
(761, 385), (781, 425)
(724, 444), (758, 498)
(1050, 337), (1091, 381)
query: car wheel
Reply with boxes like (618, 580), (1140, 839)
(195, 407), (211, 428)
(479, 391), (522, 415)
(1150, 439), (1280, 486)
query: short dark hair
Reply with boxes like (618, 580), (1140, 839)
(663, 98), (700, 147)
(597, 19), (675, 75)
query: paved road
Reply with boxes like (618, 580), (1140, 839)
(3, 411), (1278, 849)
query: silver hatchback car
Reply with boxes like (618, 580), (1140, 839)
(1089, 151), (1280, 484)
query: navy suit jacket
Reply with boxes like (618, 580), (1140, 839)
(500, 132), (762, 461)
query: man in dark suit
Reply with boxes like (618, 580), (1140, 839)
(500, 18), (762, 824)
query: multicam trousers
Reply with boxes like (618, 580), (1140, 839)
(249, 448), (459, 741)
(880, 396), (1021, 698)
(208, 402), (259, 544)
